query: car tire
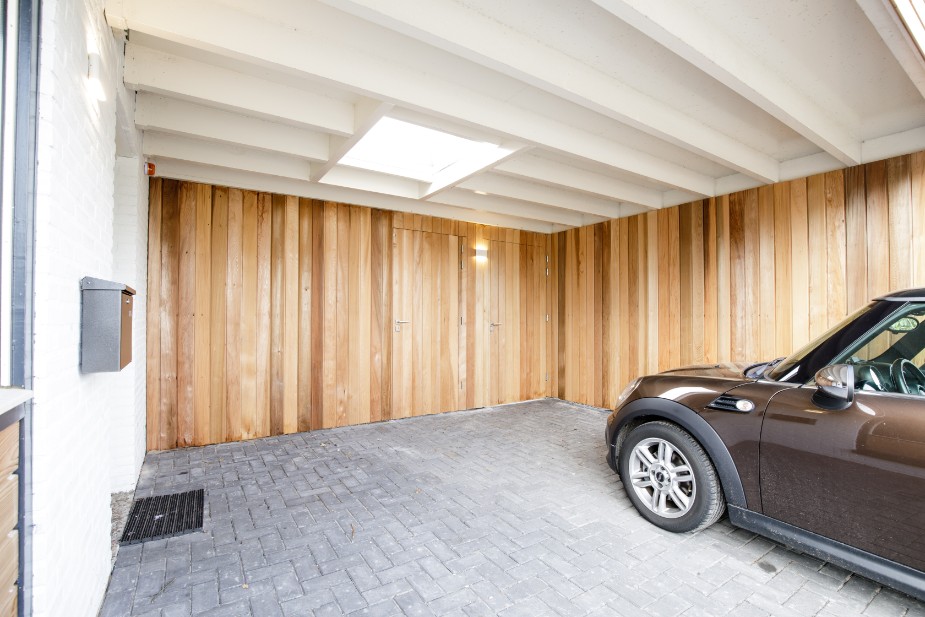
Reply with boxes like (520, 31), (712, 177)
(618, 421), (725, 533)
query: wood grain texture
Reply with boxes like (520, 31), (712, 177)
(159, 179), (180, 450)
(225, 189), (243, 442)
(209, 187), (228, 444)
(194, 184), (212, 445)
(554, 153), (925, 408)
(177, 182), (196, 448)
(240, 191), (257, 439)
(149, 154), (925, 446)
(146, 179), (162, 450)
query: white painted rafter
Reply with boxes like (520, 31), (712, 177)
(143, 132), (312, 181)
(592, 0), (862, 166)
(856, 0), (925, 101)
(106, 0), (717, 196)
(494, 155), (664, 209)
(153, 159), (567, 233)
(458, 173), (628, 219)
(124, 44), (355, 135)
(143, 134), (578, 229)
(321, 0), (780, 183)
(135, 93), (330, 161)
(431, 189), (597, 228)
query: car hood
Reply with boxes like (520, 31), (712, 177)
(658, 362), (751, 380)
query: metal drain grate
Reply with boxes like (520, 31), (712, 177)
(120, 489), (204, 545)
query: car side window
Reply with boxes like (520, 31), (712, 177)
(833, 304), (925, 396)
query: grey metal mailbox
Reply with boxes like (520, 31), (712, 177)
(80, 277), (135, 372)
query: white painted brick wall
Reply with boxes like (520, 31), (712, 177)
(110, 154), (147, 491)
(32, 0), (147, 615)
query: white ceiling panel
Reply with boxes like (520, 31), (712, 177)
(107, 0), (925, 230)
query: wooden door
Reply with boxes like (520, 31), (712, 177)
(392, 229), (461, 418)
(489, 241), (548, 405)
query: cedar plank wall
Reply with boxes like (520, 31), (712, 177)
(147, 180), (554, 450)
(149, 152), (925, 449)
(556, 152), (925, 408)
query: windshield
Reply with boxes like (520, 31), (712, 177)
(766, 301), (899, 383)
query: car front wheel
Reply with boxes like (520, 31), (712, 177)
(618, 421), (725, 533)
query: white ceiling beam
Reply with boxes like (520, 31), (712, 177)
(153, 159), (568, 232)
(862, 125), (925, 162)
(135, 93), (329, 161)
(592, 0), (862, 167)
(422, 143), (526, 199)
(458, 173), (627, 220)
(319, 166), (422, 200)
(855, 0), (925, 101)
(310, 98), (393, 182)
(124, 44), (355, 135)
(431, 189), (597, 228)
(321, 0), (780, 184)
(494, 155), (664, 209)
(107, 0), (716, 196)
(143, 132), (312, 181)
(144, 148), (576, 231)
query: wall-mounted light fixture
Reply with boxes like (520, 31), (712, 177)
(87, 53), (106, 101)
(475, 246), (488, 263)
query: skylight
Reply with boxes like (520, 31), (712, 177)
(893, 0), (925, 59)
(339, 117), (503, 184)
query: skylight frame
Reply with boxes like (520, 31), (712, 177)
(338, 117), (504, 184)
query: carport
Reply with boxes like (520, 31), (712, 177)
(5, 0), (925, 616)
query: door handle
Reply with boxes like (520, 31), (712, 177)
(395, 319), (410, 332)
(490, 322), (502, 332)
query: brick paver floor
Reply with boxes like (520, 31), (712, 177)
(100, 399), (925, 617)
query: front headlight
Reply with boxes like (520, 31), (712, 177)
(616, 377), (643, 406)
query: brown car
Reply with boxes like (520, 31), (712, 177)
(605, 289), (925, 601)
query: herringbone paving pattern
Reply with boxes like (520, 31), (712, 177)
(100, 400), (925, 616)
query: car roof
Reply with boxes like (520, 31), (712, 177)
(874, 288), (925, 301)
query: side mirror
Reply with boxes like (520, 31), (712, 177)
(813, 364), (855, 410)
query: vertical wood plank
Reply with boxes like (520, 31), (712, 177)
(757, 187), (776, 360)
(240, 191), (257, 439)
(336, 205), (350, 426)
(716, 196), (731, 362)
(209, 187), (228, 445)
(825, 171), (847, 328)
(773, 184), (792, 357)
(283, 196), (299, 433)
(370, 209), (385, 423)
(789, 180), (810, 351)
(690, 203), (704, 364)
(310, 201), (324, 429)
(322, 202), (338, 427)
(269, 195), (284, 435)
(193, 184), (212, 446)
(255, 194), (272, 437)
(866, 162), (890, 301)
(225, 189), (243, 443)
(159, 180), (180, 450)
(807, 175), (828, 338)
(743, 190), (760, 360)
(912, 153), (925, 287)
(678, 205), (692, 366)
(703, 200), (717, 363)
(729, 193), (746, 361)
(888, 156), (913, 292)
(177, 183), (196, 448)
(845, 168), (868, 311)
(297, 198), (313, 432)
(146, 179), (162, 450)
